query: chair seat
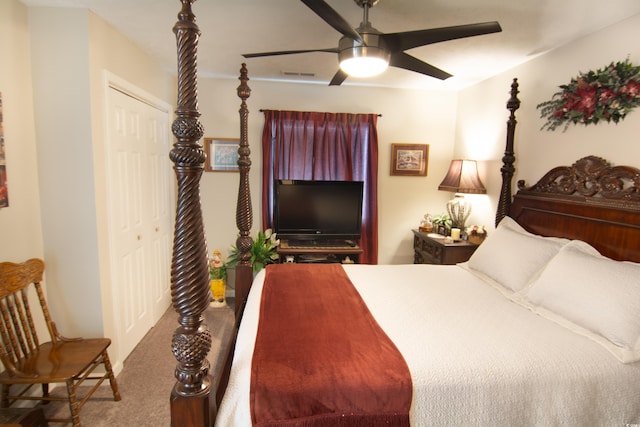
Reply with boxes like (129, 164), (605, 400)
(0, 338), (111, 384)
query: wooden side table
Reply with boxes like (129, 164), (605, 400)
(412, 229), (478, 265)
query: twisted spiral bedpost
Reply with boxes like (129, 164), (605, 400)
(495, 78), (521, 227)
(234, 64), (254, 321)
(169, 1), (213, 425)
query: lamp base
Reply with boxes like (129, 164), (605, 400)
(446, 194), (471, 230)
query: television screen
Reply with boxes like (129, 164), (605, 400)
(274, 180), (364, 242)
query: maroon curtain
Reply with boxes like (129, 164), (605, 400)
(261, 110), (379, 264)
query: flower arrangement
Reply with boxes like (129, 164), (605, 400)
(465, 225), (487, 236)
(227, 229), (280, 272)
(465, 225), (487, 245)
(537, 59), (640, 131)
(537, 58), (640, 132)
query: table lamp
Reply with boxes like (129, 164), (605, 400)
(438, 159), (486, 230)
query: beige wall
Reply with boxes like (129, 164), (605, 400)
(0, 1), (43, 262)
(455, 13), (640, 229)
(25, 3), (174, 372)
(0, 0), (49, 369)
(198, 79), (459, 265)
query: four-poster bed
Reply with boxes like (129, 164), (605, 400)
(168, 2), (640, 426)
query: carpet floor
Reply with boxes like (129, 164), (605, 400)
(39, 301), (235, 426)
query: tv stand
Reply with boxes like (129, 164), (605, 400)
(286, 239), (357, 248)
(277, 240), (363, 264)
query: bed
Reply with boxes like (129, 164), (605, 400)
(214, 168), (640, 425)
(167, 2), (640, 426)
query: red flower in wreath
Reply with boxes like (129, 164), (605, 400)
(620, 80), (640, 99)
(599, 88), (616, 103)
(574, 81), (597, 119)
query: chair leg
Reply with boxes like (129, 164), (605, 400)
(102, 351), (121, 401)
(66, 380), (81, 427)
(1, 384), (9, 408)
(41, 383), (50, 404)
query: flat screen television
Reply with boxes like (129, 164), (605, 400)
(274, 180), (364, 242)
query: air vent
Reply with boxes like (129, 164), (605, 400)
(282, 71), (316, 78)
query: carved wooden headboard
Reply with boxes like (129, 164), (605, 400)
(510, 155), (640, 263)
(493, 80), (640, 264)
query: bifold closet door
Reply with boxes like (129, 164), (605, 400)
(107, 86), (172, 362)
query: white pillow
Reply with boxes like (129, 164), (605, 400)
(525, 240), (640, 363)
(465, 216), (567, 293)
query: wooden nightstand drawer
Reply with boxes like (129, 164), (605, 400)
(412, 229), (478, 265)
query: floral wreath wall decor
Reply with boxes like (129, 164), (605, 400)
(537, 58), (640, 132)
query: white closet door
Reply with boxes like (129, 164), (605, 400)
(146, 110), (173, 320)
(107, 86), (172, 362)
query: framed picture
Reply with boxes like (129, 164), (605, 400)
(0, 92), (7, 208)
(204, 137), (240, 172)
(390, 143), (429, 176)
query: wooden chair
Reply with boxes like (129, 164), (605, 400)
(0, 258), (121, 426)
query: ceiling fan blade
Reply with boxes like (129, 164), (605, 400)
(329, 69), (348, 86)
(243, 48), (338, 58)
(383, 22), (502, 51)
(300, 0), (363, 43)
(390, 52), (452, 80)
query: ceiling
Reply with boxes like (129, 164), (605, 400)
(19, 0), (640, 90)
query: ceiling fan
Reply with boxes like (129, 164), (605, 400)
(243, 0), (502, 86)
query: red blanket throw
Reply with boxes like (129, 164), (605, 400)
(250, 264), (412, 427)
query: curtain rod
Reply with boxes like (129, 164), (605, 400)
(259, 109), (382, 117)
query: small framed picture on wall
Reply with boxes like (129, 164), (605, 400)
(0, 92), (7, 208)
(204, 137), (240, 172)
(390, 143), (429, 177)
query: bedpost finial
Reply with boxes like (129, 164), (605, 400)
(507, 78), (520, 112)
(177, 0), (196, 23)
(238, 63), (251, 100)
(496, 78), (520, 227)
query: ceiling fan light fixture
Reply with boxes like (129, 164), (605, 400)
(338, 43), (390, 78)
(340, 55), (388, 77)
(245, 0), (502, 86)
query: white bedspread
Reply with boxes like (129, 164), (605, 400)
(216, 264), (640, 426)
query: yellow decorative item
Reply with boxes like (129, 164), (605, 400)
(210, 279), (226, 306)
(209, 250), (227, 307)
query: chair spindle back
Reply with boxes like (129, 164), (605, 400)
(0, 258), (51, 376)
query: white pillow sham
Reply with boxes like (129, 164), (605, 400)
(524, 240), (640, 363)
(465, 216), (567, 293)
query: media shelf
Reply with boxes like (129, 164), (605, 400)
(277, 240), (363, 264)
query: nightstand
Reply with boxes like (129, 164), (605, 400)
(412, 229), (478, 265)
